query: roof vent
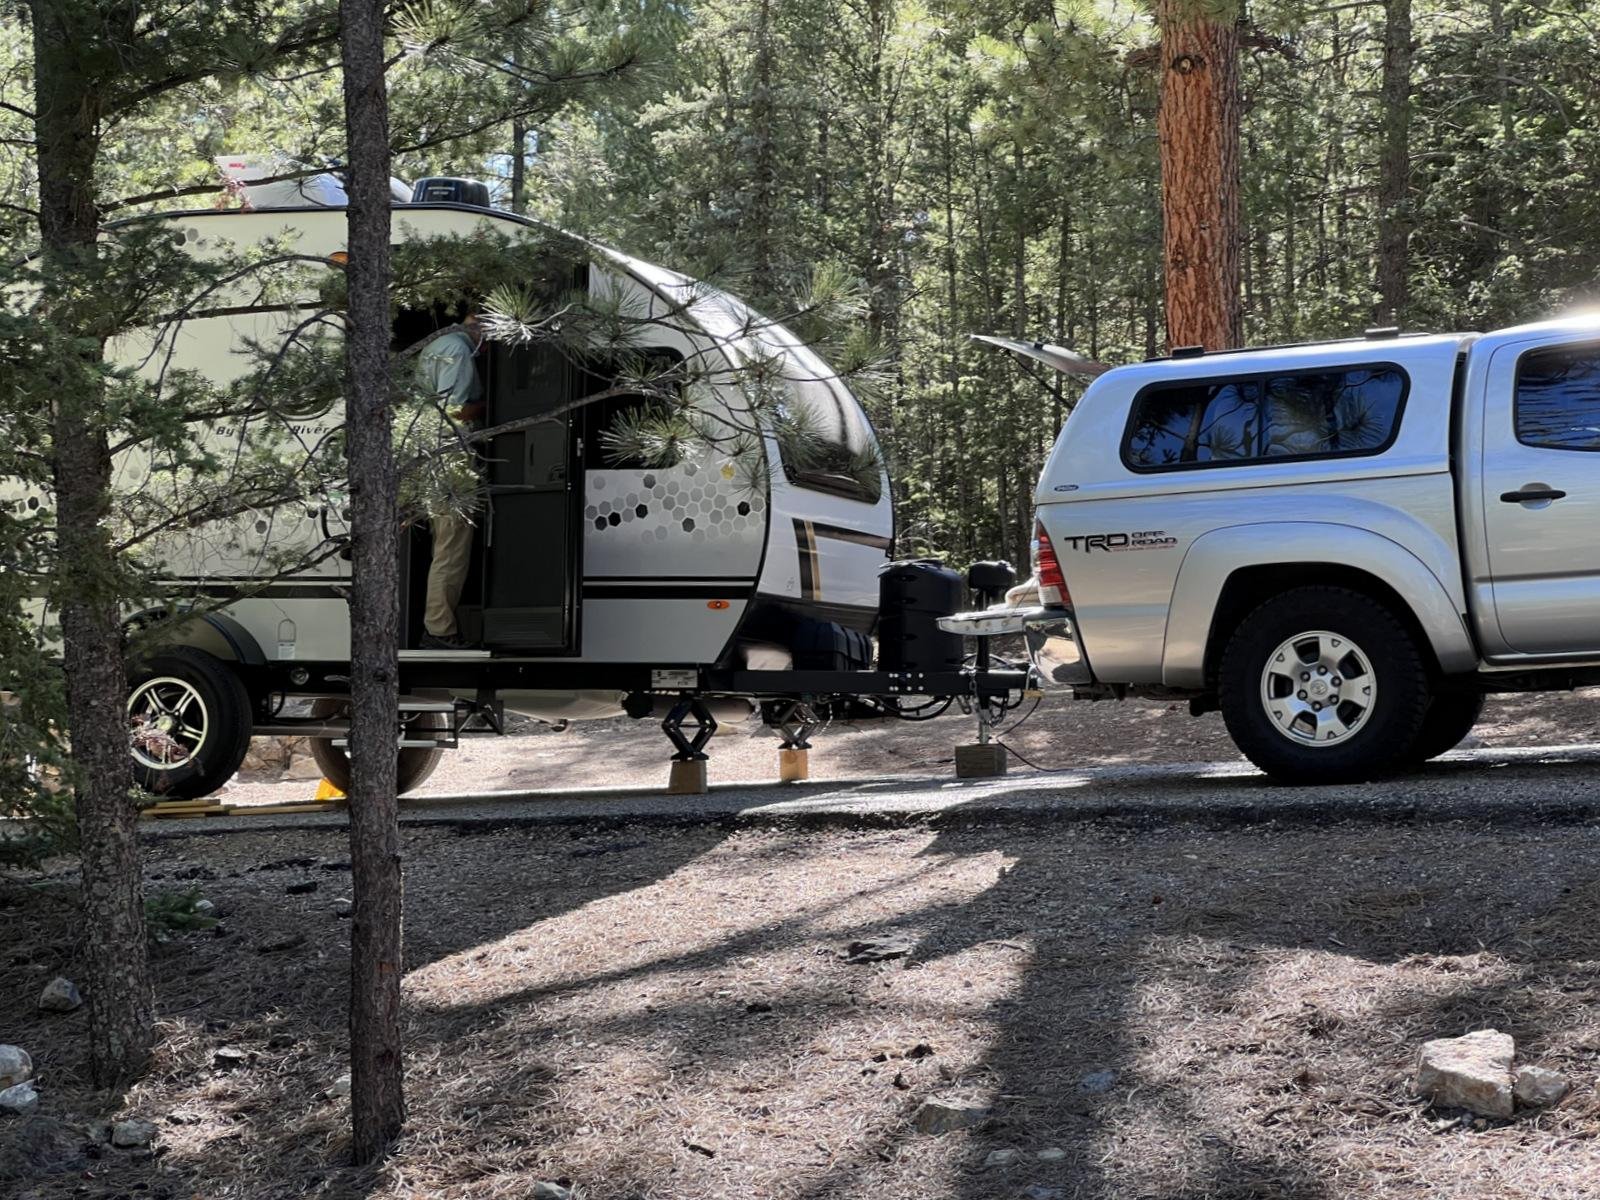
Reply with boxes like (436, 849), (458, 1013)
(410, 176), (492, 207)
(1170, 344), (1206, 359)
(1364, 325), (1401, 339)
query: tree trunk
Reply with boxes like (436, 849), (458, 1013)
(30, 0), (155, 1090)
(1155, 0), (1242, 350)
(1374, 0), (1412, 325)
(510, 116), (528, 213)
(339, 0), (405, 1165)
(748, 0), (778, 290)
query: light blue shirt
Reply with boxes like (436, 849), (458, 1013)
(415, 330), (482, 409)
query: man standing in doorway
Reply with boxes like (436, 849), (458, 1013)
(415, 309), (486, 649)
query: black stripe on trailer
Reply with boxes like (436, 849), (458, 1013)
(582, 581), (756, 600)
(793, 519), (819, 600)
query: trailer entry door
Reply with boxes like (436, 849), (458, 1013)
(481, 343), (581, 651)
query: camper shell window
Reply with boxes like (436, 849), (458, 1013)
(1121, 363), (1408, 471)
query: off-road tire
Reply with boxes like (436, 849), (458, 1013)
(1408, 691), (1486, 763)
(308, 699), (446, 795)
(1217, 587), (1431, 785)
(127, 647), (254, 800)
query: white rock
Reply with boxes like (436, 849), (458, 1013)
(0, 1045), (32, 1089)
(1416, 1029), (1515, 1117)
(531, 1185), (572, 1200)
(912, 1098), (989, 1133)
(1513, 1065), (1570, 1109)
(1036, 1147), (1068, 1162)
(328, 1073), (352, 1098)
(38, 976), (82, 1013)
(0, 1082), (38, 1115)
(111, 1118), (157, 1148)
(984, 1148), (1021, 1167)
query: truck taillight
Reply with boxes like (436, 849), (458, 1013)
(1034, 519), (1069, 608)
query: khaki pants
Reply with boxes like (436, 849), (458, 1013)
(424, 511), (475, 637)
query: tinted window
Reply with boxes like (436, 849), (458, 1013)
(1516, 343), (1600, 450)
(1123, 365), (1407, 470)
(578, 350), (682, 469)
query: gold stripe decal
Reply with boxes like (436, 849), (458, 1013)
(793, 518), (820, 600)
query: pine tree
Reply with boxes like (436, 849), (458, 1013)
(338, 0), (405, 1161)
(1155, 0), (1242, 350)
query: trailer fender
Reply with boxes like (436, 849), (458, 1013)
(126, 609), (267, 667)
(1162, 522), (1477, 689)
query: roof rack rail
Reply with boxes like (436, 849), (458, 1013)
(1170, 344), (1205, 359)
(1364, 326), (1401, 339)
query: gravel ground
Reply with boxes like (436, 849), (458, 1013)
(8, 818), (1600, 1199)
(9, 693), (1600, 1199)
(217, 689), (1600, 807)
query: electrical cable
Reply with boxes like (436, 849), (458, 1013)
(892, 696), (953, 722)
(995, 739), (1079, 773)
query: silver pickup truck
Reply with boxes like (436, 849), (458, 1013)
(958, 316), (1600, 784)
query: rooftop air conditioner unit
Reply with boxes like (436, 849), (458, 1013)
(410, 177), (492, 208)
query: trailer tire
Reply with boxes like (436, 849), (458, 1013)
(307, 700), (446, 796)
(1407, 691), (1486, 763)
(127, 648), (254, 800)
(1218, 587), (1431, 785)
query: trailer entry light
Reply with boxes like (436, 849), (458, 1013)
(707, 599), (730, 610)
(1035, 519), (1070, 608)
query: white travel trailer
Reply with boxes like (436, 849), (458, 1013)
(48, 190), (1030, 799)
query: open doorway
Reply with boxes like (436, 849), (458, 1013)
(392, 304), (584, 655)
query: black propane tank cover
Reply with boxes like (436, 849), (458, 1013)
(877, 559), (966, 675)
(966, 560), (1017, 596)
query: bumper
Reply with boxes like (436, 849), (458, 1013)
(937, 605), (1093, 687)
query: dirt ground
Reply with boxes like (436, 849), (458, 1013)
(8, 815), (1600, 1200)
(223, 688), (1600, 805)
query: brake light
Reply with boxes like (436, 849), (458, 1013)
(1034, 519), (1070, 608)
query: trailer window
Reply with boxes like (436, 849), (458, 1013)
(1515, 342), (1600, 451)
(578, 350), (683, 469)
(1122, 364), (1407, 471)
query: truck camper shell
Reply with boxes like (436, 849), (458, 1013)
(59, 199), (1031, 798)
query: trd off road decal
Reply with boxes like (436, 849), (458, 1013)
(1059, 530), (1177, 552)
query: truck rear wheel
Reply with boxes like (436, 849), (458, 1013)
(1218, 587), (1431, 785)
(307, 699), (446, 796)
(127, 648), (254, 800)
(1408, 691), (1486, 763)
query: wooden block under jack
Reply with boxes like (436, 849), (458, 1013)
(668, 758), (709, 795)
(777, 747), (810, 782)
(954, 743), (1008, 779)
(140, 803), (232, 819)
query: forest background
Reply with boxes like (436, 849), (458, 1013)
(4, 0), (1592, 570)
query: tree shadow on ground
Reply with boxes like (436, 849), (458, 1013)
(10, 811), (1600, 1200)
(779, 816), (1600, 1200)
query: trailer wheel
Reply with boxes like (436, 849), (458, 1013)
(1407, 691), (1486, 763)
(307, 700), (446, 796)
(127, 648), (253, 800)
(1217, 587), (1431, 785)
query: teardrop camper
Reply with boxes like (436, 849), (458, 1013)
(18, 189), (1031, 799)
